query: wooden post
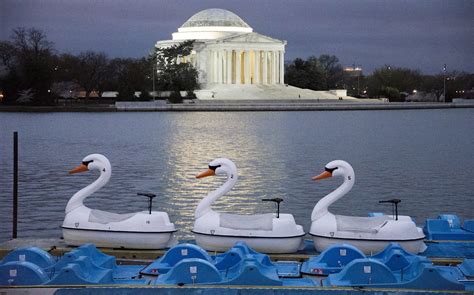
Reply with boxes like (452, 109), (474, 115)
(13, 131), (18, 239)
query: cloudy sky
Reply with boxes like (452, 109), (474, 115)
(1, 0), (472, 73)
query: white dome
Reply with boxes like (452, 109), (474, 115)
(172, 8), (253, 41)
(181, 8), (251, 28)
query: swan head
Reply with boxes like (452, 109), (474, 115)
(312, 160), (354, 181)
(196, 158), (237, 180)
(69, 154), (111, 175)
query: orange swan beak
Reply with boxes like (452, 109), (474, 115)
(196, 168), (215, 179)
(69, 164), (89, 174)
(312, 171), (332, 181)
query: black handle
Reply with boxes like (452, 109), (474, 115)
(262, 198), (283, 204)
(138, 193), (156, 214)
(262, 198), (284, 218)
(378, 199), (401, 220)
(379, 199), (401, 204)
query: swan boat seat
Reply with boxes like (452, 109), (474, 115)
(220, 213), (274, 231)
(335, 215), (390, 233)
(88, 210), (137, 224)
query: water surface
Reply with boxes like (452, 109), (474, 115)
(0, 110), (473, 242)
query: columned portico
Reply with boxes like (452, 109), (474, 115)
(204, 48), (285, 85)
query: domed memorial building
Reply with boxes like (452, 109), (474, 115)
(155, 8), (355, 100)
(156, 8), (285, 87)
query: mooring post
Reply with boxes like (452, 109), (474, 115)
(13, 131), (18, 239)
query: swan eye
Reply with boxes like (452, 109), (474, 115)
(209, 165), (221, 171)
(325, 167), (338, 174)
(82, 160), (94, 166)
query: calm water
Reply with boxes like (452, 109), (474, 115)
(1, 110), (473, 243)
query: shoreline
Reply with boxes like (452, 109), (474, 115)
(0, 101), (473, 112)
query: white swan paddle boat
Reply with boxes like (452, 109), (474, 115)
(309, 160), (426, 254)
(192, 158), (305, 253)
(62, 154), (176, 249)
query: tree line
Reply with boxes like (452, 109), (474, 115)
(0, 27), (198, 105)
(1, 27), (472, 105)
(285, 56), (473, 102)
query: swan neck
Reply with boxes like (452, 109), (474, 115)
(195, 173), (237, 219)
(311, 172), (354, 221)
(65, 169), (110, 214)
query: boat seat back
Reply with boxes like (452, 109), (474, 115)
(141, 244), (212, 275)
(214, 242), (274, 270)
(214, 248), (247, 270)
(224, 256), (282, 286)
(317, 244), (365, 267)
(0, 261), (49, 285)
(423, 219), (451, 237)
(154, 258), (222, 285)
(438, 214), (461, 229)
(335, 215), (390, 233)
(400, 264), (465, 291)
(372, 243), (427, 271)
(220, 213), (273, 231)
(88, 209), (136, 224)
(0, 247), (55, 269)
(400, 256), (430, 281)
(325, 258), (397, 286)
(74, 244), (116, 269)
(301, 243), (365, 275)
(51, 244), (116, 272)
(47, 260), (114, 285)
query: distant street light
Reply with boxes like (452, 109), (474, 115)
(443, 64), (447, 102)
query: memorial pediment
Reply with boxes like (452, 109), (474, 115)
(220, 33), (283, 44)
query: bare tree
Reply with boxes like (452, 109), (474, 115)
(0, 41), (17, 72)
(11, 27), (54, 56)
(76, 51), (109, 98)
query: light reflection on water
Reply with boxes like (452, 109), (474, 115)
(0, 110), (473, 242)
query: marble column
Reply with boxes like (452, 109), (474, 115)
(226, 50), (232, 84)
(244, 50), (250, 84)
(279, 51), (285, 84)
(207, 50), (212, 83)
(222, 50), (226, 84)
(236, 50), (242, 84)
(214, 51), (219, 84)
(262, 51), (268, 84)
(272, 51), (277, 85)
(254, 50), (260, 84)
(208, 50), (213, 83)
(217, 51), (223, 84)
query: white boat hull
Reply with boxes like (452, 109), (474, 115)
(193, 231), (304, 253)
(311, 234), (426, 254)
(62, 227), (176, 249)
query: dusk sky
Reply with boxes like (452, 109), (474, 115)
(1, 0), (472, 74)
